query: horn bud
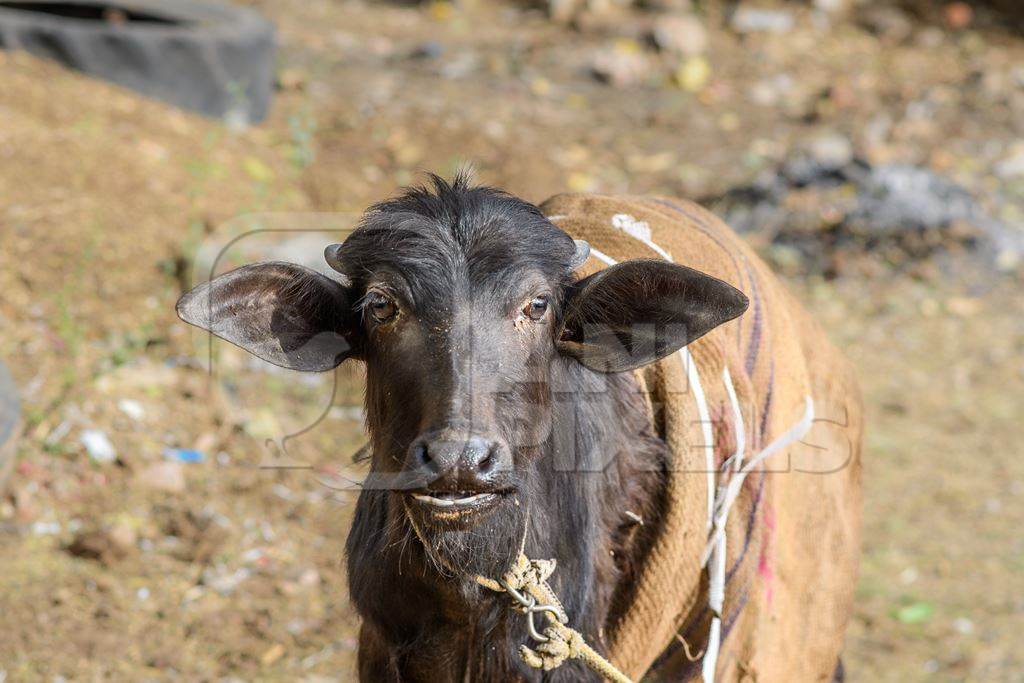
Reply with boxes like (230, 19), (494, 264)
(569, 239), (590, 270)
(324, 244), (353, 287)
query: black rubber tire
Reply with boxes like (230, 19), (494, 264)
(0, 0), (275, 124)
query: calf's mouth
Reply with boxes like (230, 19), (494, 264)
(403, 487), (512, 524)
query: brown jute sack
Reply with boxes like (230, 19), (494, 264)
(539, 194), (863, 682)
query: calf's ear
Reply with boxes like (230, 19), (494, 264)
(556, 259), (748, 373)
(176, 261), (356, 372)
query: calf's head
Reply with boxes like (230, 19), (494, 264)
(177, 176), (747, 577)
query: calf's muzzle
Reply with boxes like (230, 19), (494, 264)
(407, 431), (512, 492)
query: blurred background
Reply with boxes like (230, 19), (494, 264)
(0, 0), (1022, 680)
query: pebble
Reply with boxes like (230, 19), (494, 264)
(749, 74), (794, 107)
(136, 461), (186, 494)
(995, 148), (1024, 178)
(117, 399), (145, 421)
(202, 565), (251, 595)
(440, 52), (479, 80)
(80, 429), (116, 463)
(731, 8), (794, 34)
(651, 14), (708, 56)
(943, 2), (973, 30)
(675, 56), (710, 93)
(953, 617), (975, 634)
(109, 522), (138, 550)
(590, 41), (649, 88)
(813, 0), (849, 13)
(946, 297), (981, 317)
(31, 520), (61, 536)
(860, 6), (913, 43)
(261, 644), (286, 666)
(409, 41), (444, 60)
(567, 172), (596, 192)
(807, 132), (854, 169)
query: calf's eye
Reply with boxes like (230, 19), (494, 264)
(523, 296), (549, 321)
(367, 293), (397, 323)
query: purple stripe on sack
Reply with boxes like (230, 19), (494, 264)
(722, 587), (750, 638)
(745, 275), (764, 376)
(722, 363), (776, 585)
(651, 198), (745, 282)
(760, 366), (774, 440)
(725, 470), (766, 585)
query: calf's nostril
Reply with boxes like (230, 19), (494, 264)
(478, 449), (495, 474)
(412, 441), (431, 467)
(476, 441), (506, 475)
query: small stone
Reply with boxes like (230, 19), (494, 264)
(731, 8), (794, 34)
(243, 157), (273, 183)
(917, 27), (946, 48)
(953, 617), (975, 634)
(590, 41), (649, 88)
(807, 132), (854, 169)
(136, 462), (186, 494)
(547, 0), (577, 23)
(567, 172), (596, 192)
(530, 77), (552, 97)
(995, 147), (1024, 178)
(117, 399), (145, 421)
(298, 567), (321, 587)
(899, 567), (919, 585)
(995, 249), (1020, 272)
(428, 1), (455, 22)
(946, 297), (981, 317)
(749, 74), (794, 107)
(80, 429), (116, 463)
(440, 52), (479, 80)
(108, 522), (138, 551)
(409, 41), (444, 60)
(261, 643), (286, 666)
(813, 0), (849, 13)
(943, 2), (972, 30)
(202, 565), (251, 595)
(31, 521), (61, 536)
(651, 14), (708, 57)
(860, 6), (913, 43)
(674, 56), (710, 93)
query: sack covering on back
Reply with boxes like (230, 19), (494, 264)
(540, 194), (863, 681)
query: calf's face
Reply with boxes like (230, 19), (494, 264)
(176, 178), (747, 575)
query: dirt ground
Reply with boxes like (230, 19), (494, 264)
(1, 0), (1022, 680)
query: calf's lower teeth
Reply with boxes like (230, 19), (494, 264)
(412, 493), (493, 507)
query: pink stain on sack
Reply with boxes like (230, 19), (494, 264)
(758, 501), (776, 606)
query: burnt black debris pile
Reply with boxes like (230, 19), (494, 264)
(709, 157), (1023, 277)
